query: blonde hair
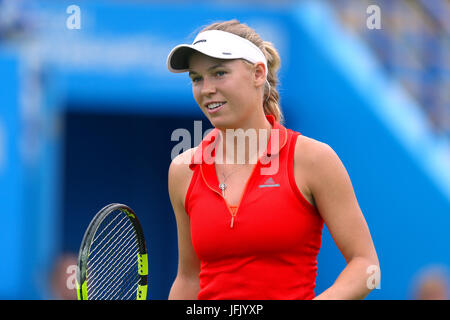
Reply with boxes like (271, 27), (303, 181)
(200, 20), (284, 124)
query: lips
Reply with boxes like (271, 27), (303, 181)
(204, 101), (226, 113)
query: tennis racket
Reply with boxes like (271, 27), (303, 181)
(76, 203), (148, 300)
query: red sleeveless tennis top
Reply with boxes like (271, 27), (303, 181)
(185, 115), (324, 300)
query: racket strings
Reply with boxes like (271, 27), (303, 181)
(88, 229), (138, 299)
(89, 240), (138, 299)
(87, 230), (136, 295)
(88, 215), (129, 262)
(87, 221), (134, 276)
(86, 210), (140, 300)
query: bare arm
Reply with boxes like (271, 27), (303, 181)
(167, 149), (201, 300)
(295, 136), (380, 300)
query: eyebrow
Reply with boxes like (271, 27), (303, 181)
(188, 63), (226, 76)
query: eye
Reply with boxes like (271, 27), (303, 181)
(215, 70), (226, 77)
(191, 76), (202, 83)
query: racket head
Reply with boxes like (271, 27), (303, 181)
(76, 203), (148, 300)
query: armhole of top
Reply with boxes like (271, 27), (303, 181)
(287, 132), (317, 212)
(184, 166), (199, 217)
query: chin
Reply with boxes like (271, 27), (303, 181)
(209, 119), (226, 130)
(209, 117), (238, 131)
(205, 113), (225, 128)
(205, 110), (242, 130)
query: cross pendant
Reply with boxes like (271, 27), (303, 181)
(219, 183), (226, 197)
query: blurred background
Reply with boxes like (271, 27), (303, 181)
(0, 0), (449, 300)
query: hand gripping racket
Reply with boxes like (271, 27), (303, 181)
(76, 203), (148, 300)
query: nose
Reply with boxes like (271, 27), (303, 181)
(200, 77), (216, 96)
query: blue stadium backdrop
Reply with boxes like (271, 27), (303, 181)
(0, 0), (449, 299)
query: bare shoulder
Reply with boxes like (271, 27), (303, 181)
(169, 147), (197, 174)
(294, 134), (353, 199)
(294, 135), (337, 169)
(293, 135), (343, 204)
(168, 147), (197, 205)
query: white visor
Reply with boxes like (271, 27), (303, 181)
(167, 30), (267, 75)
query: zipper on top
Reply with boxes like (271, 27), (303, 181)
(200, 161), (260, 229)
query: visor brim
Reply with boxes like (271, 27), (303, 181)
(167, 45), (198, 73)
(167, 44), (239, 73)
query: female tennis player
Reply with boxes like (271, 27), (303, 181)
(167, 20), (379, 300)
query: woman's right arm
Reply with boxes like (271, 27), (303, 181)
(168, 148), (201, 300)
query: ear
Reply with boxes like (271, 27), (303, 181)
(253, 62), (267, 88)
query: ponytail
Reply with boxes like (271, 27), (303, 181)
(262, 41), (283, 124)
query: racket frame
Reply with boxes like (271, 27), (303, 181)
(76, 203), (148, 300)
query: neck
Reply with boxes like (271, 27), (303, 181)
(215, 116), (272, 166)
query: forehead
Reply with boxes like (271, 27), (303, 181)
(188, 52), (244, 73)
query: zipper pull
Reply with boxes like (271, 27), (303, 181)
(228, 206), (237, 229)
(229, 208), (237, 228)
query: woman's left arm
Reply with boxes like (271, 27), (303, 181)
(297, 138), (380, 300)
